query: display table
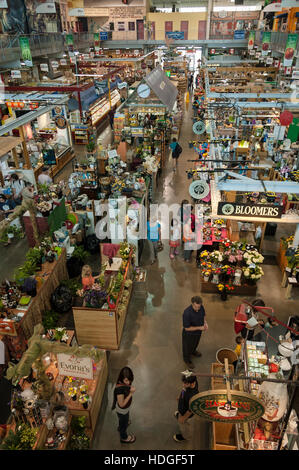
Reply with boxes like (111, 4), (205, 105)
(73, 252), (133, 350)
(201, 277), (257, 296)
(10, 248), (68, 339)
(281, 269), (298, 300)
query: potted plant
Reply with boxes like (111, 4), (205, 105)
(22, 277), (37, 297)
(68, 416), (90, 450)
(86, 142), (95, 157)
(53, 327), (68, 343)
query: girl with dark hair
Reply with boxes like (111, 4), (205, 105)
(112, 367), (136, 443)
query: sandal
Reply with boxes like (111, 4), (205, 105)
(120, 434), (136, 444)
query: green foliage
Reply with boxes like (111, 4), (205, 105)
(38, 183), (50, 195)
(60, 277), (81, 296)
(26, 247), (44, 265)
(14, 260), (37, 286)
(42, 310), (60, 331)
(1, 425), (37, 450)
(68, 416), (90, 450)
(86, 142), (95, 153)
(72, 245), (89, 263)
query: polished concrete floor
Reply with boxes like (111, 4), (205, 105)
(0, 101), (298, 449)
(91, 100), (299, 450)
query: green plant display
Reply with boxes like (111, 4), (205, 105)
(68, 416), (90, 450)
(42, 310), (60, 330)
(60, 278), (81, 296)
(72, 245), (89, 263)
(1, 424), (38, 450)
(38, 183), (50, 195)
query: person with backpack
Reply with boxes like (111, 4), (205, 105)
(111, 366), (136, 443)
(170, 138), (182, 172)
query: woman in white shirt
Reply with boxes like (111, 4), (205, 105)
(38, 167), (53, 186)
(169, 218), (181, 259)
(10, 174), (25, 205)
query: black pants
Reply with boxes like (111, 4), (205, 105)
(241, 327), (254, 340)
(117, 411), (129, 440)
(182, 329), (202, 363)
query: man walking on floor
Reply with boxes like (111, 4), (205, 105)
(182, 296), (208, 369)
(173, 372), (198, 443)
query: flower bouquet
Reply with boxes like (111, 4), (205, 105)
(68, 386), (78, 401)
(213, 228), (222, 241)
(243, 250), (264, 266)
(220, 238), (231, 250)
(53, 327), (68, 343)
(200, 250), (210, 261)
(84, 287), (107, 308)
(210, 250), (223, 264)
(242, 265), (264, 284)
(214, 219), (225, 227)
(203, 227), (212, 242)
(200, 261), (212, 272)
(211, 267), (221, 284)
(202, 268), (212, 282)
(119, 241), (132, 260)
(217, 283), (234, 300)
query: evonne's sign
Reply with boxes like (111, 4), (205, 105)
(190, 390), (265, 423)
(57, 354), (93, 379)
(217, 202), (283, 219)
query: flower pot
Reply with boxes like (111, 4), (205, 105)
(203, 275), (209, 282)
(220, 291), (228, 301)
(83, 402), (88, 410)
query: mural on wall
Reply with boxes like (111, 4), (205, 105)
(0, 0), (62, 34)
(210, 11), (259, 38)
(25, 0), (61, 33)
(0, 0), (28, 34)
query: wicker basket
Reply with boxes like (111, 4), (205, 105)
(216, 348), (238, 365)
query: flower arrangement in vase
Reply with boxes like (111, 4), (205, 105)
(217, 283), (234, 300)
(68, 386), (78, 401)
(210, 250), (224, 264)
(211, 267), (221, 284)
(242, 265), (264, 284)
(200, 250), (210, 261)
(53, 327), (68, 343)
(202, 268), (212, 282)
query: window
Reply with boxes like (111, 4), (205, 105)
(128, 22), (135, 31)
(118, 22), (125, 31)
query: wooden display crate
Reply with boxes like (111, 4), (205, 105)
(212, 421), (238, 450)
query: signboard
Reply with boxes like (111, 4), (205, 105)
(292, 69), (299, 79)
(248, 31), (255, 50)
(165, 31), (185, 40)
(217, 202), (283, 219)
(100, 32), (108, 40)
(19, 36), (33, 67)
(40, 63), (49, 72)
(117, 82), (128, 89)
(36, 2), (56, 14)
(256, 51), (261, 58)
(274, 59), (280, 67)
(51, 61), (59, 69)
(284, 34), (298, 66)
(249, 50), (255, 56)
(57, 354), (93, 380)
(266, 57), (273, 65)
(55, 116), (67, 129)
(190, 390), (265, 423)
(234, 30), (245, 40)
(69, 8), (85, 16)
(262, 32), (271, 56)
(11, 70), (21, 78)
(60, 59), (67, 66)
(42, 148), (56, 166)
(273, 124), (286, 140)
(229, 48), (234, 55)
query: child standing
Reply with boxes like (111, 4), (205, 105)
(169, 218), (181, 259)
(233, 336), (244, 372)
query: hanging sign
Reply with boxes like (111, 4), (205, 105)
(262, 32), (271, 56)
(36, 2), (56, 13)
(292, 69), (299, 79)
(249, 50), (255, 56)
(210, 49), (216, 54)
(11, 70), (21, 78)
(57, 354), (93, 380)
(229, 48), (234, 55)
(69, 8), (85, 16)
(266, 57), (273, 65)
(51, 61), (59, 69)
(190, 390), (265, 423)
(274, 59), (280, 67)
(283, 33), (298, 66)
(19, 36), (33, 67)
(248, 31), (255, 50)
(285, 66), (292, 75)
(55, 116), (67, 129)
(94, 33), (100, 52)
(66, 34), (74, 54)
(60, 59), (67, 66)
(217, 202), (283, 219)
(40, 63), (49, 72)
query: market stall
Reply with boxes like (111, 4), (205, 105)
(1, 324), (108, 450)
(73, 243), (134, 350)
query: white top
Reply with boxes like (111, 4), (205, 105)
(170, 225), (181, 242)
(11, 179), (25, 197)
(38, 173), (53, 186)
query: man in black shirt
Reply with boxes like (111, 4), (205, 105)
(182, 296), (208, 369)
(173, 373), (199, 443)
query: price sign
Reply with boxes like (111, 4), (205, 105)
(51, 61), (59, 69)
(60, 59), (67, 66)
(40, 63), (49, 72)
(11, 70), (21, 78)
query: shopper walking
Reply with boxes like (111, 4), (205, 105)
(112, 366), (136, 444)
(169, 218), (181, 259)
(182, 206), (195, 262)
(37, 167), (53, 186)
(169, 138), (182, 172)
(147, 214), (161, 265)
(182, 296), (208, 369)
(173, 372), (198, 443)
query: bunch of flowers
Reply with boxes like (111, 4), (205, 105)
(227, 251), (237, 263)
(84, 288), (107, 308)
(53, 327), (68, 343)
(243, 250), (264, 265)
(214, 219), (225, 227)
(119, 242), (132, 260)
(200, 250), (210, 260)
(213, 228), (222, 240)
(217, 283), (234, 292)
(79, 394), (89, 404)
(79, 384), (88, 394)
(242, 265), (264, 281)
(220, 238), (231, 250)
(202, 267), (212, 277)
(200, 261), (212, 271)
(68, 386), (78, 398)
(210, 250), (224, 263)
(221, 265), (235, 276)
(282, 235), (294, 250)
